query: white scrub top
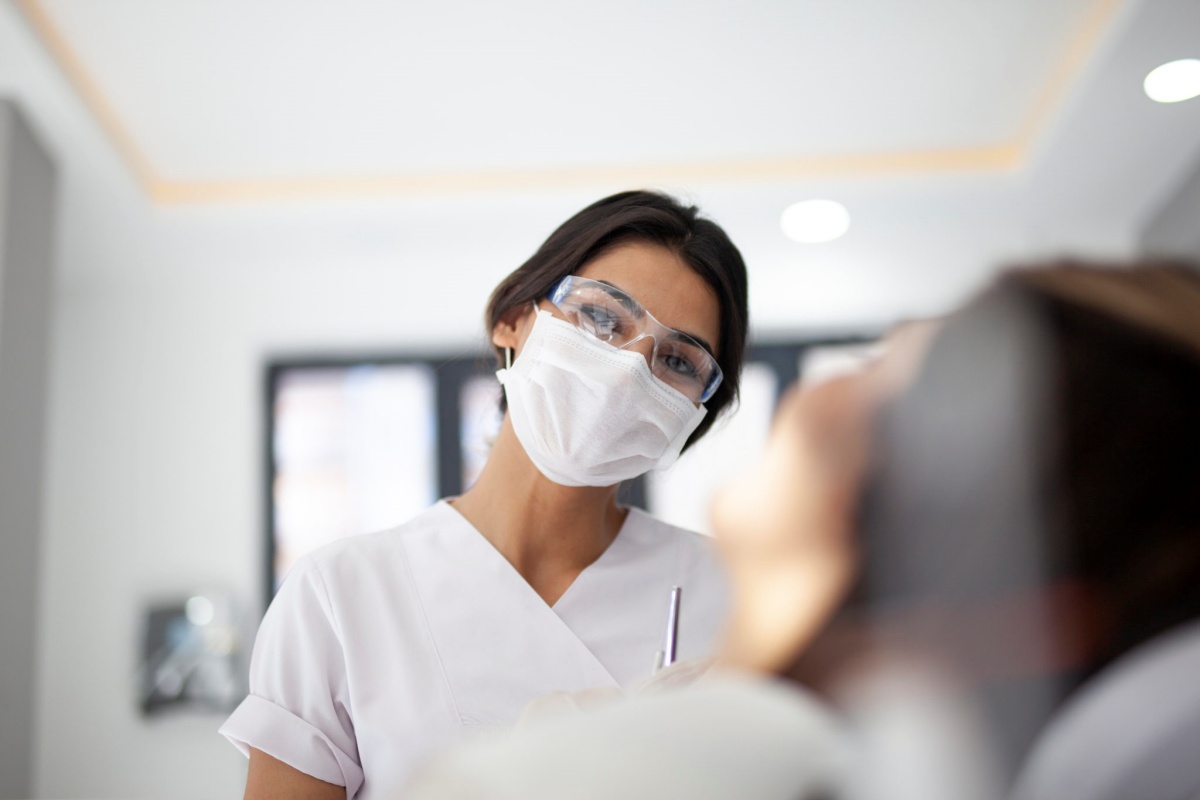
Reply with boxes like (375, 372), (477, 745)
(219, 500), (729, 799)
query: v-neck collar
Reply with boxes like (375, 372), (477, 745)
(550, 507), (649, 611)
(440, 499), (638, 613)
(399, 502), (624, 727)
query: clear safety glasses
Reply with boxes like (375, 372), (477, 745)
(547, 275), (723, 403)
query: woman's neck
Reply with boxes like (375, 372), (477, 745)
(449, 416), (627, 605)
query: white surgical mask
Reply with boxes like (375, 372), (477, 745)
(497, 310), (707, 487)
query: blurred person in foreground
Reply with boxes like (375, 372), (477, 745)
(402, 259), (1200, 800)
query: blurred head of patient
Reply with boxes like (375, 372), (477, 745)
(220, 190), (749, 799)
(713, 258), (1200, 793)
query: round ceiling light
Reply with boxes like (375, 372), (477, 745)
(1144, 58), (1200, 104)
(781, 199), (850, 244)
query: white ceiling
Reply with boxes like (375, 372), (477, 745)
(2, 0), (1199, 332)
(28, 0), (1109, 192)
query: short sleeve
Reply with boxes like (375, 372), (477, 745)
(220, 557), (364, 798)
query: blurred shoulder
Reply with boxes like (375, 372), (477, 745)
(404, 673), (850, 800)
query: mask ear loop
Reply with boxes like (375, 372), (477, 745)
(507, 299), (541, 371)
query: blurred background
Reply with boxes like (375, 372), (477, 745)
(0, 0), (1198, 797)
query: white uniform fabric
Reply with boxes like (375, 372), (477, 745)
(402, 674), (853, 800)
(219, 500), (729, 798)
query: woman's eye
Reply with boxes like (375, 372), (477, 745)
(661, 352), (700, 379)
(579, 304), (621, 337)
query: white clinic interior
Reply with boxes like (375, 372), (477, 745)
(1, 0), (1199, 797)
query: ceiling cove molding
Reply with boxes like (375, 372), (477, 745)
(18, 0), (1122, 205)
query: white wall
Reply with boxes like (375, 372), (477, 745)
(1141, 148), (1200, 259)
(0, 96), (57, 800)
(3, 0), (1195, 797)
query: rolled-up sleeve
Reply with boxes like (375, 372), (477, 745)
(220, 557), (364, 798)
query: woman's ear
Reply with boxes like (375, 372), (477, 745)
(491, 304), (536, 351)
(491, 316), (520, 352)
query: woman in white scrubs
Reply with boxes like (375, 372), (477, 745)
(220, 190), (750, 799)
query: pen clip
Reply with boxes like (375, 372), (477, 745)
(653, 586), (682, 675)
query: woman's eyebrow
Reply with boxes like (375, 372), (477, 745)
(670, 329), (717, 358)
(595, 279), (642, 316)
(596, 279), (717, 357)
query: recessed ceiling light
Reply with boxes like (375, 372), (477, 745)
(1144, 58), (1200, 104)
(781, 200), (850, 244)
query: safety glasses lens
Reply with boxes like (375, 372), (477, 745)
(551, 277), (723, 402)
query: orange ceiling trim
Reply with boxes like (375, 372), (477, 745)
(18, 0), (1121, 205)
(1012, 0), (1125, 151)
(150, 145), (1026, 204)
(17, 0), (158, 193)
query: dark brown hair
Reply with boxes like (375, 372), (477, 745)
(485, 190), (749, 450)
(819, 260), (1200, 777)
(1011, 261), (1200, 665)
(855, 260), (1200, 666)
